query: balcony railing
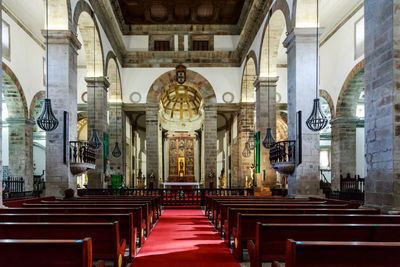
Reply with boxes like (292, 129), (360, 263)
(69, 141), (96, 165)
(69, 141), (96, 175)
(269, 140), (296, 163)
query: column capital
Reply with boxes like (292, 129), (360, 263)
(283, 27), (324, 49)
(254, 76), (279, 89)
(5, 118), (35, 127)
(330, 116), (359, 126)
(42, 29), (81, 51)
(85, 76), (110, 90)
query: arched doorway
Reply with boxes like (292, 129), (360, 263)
(145, 69), (217, 188)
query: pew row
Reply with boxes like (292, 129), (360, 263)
(0, 222), (126, 267)
(247, 223), (400, 267)
(285, 239), (400, 267)
(233, 213), (400, 261)
(0, 238), (106, 267)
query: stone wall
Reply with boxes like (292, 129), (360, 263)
(204, 104), (218, 187)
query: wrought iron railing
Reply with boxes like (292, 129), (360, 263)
(3, 176), (24, 193)
(69, 141), (96, 164)
(77, 188), (255, 206)
(269, 140), (296, 163)
(340, 174), (365, 193)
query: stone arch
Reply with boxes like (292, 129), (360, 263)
(276, 111), (288, 141)
(292, 0), (317, 29)
(73, 0), (104, 77)
(2, 63), (28, 119)
(29, 91), (46, 120)
(49, 0), (72, 30)
(259, 0), (291, 76)
(336, 60), (365, 118)
(147, 69), (216, 105)
(241, 55), (257, 102)
(105, 51), (122, 102)
(319, 89), (335, 119)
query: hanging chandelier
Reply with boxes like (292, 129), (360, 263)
(37, 0), (59, 132)
(88, 24), (102, 151)
(306, 0), (328, 132)
(262, 12), (276, 149)
(112, 67), (121, 158)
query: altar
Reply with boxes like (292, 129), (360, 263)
(163, 182), (200, 189)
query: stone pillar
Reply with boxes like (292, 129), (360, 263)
(44, 30), (81, 197)
(330, 116), (358, 190)
(237, 102), (255, 187)
(6, 118), (35, 191)
(254, 77), (278, 188)
(364, 0), (400, 212)
(283, 28), (321, 198)
(109, 103), (125, 175)
(146, 103), (159, 187)
(86, 77), (109, 188)
(0, 0), (3, 207)
(204, 104), (217, 187)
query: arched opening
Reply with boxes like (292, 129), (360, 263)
(319, 90), (334, 185)
(331, 62), (365, 190)
(1, 64), (32, 191)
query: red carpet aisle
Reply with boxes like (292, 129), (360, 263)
(131, 209), (240, 267)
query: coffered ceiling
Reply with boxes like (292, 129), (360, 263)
(111, 0), (253, 35)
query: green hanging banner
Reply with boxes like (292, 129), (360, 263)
(103, 132), (109, 173)
(256, 131), (260, 173)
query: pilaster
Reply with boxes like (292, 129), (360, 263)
(254, 77), (278, 188)
(204, 104), (217, 187)
(44, 30), (81, 197)
(283, 28), (322, 197)
(146, 103), (159, 187)
(86, 77), (110, 188)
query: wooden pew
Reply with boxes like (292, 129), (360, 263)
(0, 238), (105, 267)
(215, 203), (350, 235)
(0, 213), (138, 259)
(285, 239), (400, 267)
(0, 207), (145, 246)
(0, 222), (126, 267)
(233, 213), (400, 261)
(224, 207), (380, 246)
(23, 202), (153, 236)
(247, 223), (400, 267)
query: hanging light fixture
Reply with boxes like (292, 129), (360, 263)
(112, 66), (121, 158)
(88, 23), (102, 150)
(36, 0), (59, 132)
(242, 63), (252, 158)
(306, 0), (328, 132)
(262, 12), (276, 149)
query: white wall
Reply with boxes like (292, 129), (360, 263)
(2, 11), (45, 109)
(320, 7), (364, 111)
(33, 143), (46, 176)
(276, 66), (288, 104)
(356, 127), (365, 178)
(214, 35), (240, 51)
(124, 36), (148, 51)
(121, 67), (242, 104)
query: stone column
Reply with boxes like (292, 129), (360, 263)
(283, 28), (321, 198)
(6, 118), (35, 191)
(146, 103), (159, 187)
(109, 103), (125, 175)
(86, 77), (109, 188)
(330, 116), (358, 190)
(364, 0), (400, 212)
(0, 0), (3, 207)
(237, 102), (255, 187)
(254, 77), (278, 188)
(204, 104), (217, 187)
(44, 30), (81, 197)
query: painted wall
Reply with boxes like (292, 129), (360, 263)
(121, 67), (242, 104)
(356, 127), (365, 178)
(214, 35), (240, 51)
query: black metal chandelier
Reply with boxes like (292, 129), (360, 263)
(37, 0), (59, 132)
(88, 24), (102, 151)
(262, 14), (276, 149)
(306, 0), (328, 132)
(112, 67), (122, 158)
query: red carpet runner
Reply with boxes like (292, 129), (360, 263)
(131, 209), (240, 267)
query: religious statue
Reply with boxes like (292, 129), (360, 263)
(178, 159), (185, 181)
(218, 169), (226, 189)
(208, 170), (215, 188)
(104, 159), (112, 189)
(250, 164), (256, 188)
(148, 170), (155, 189)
